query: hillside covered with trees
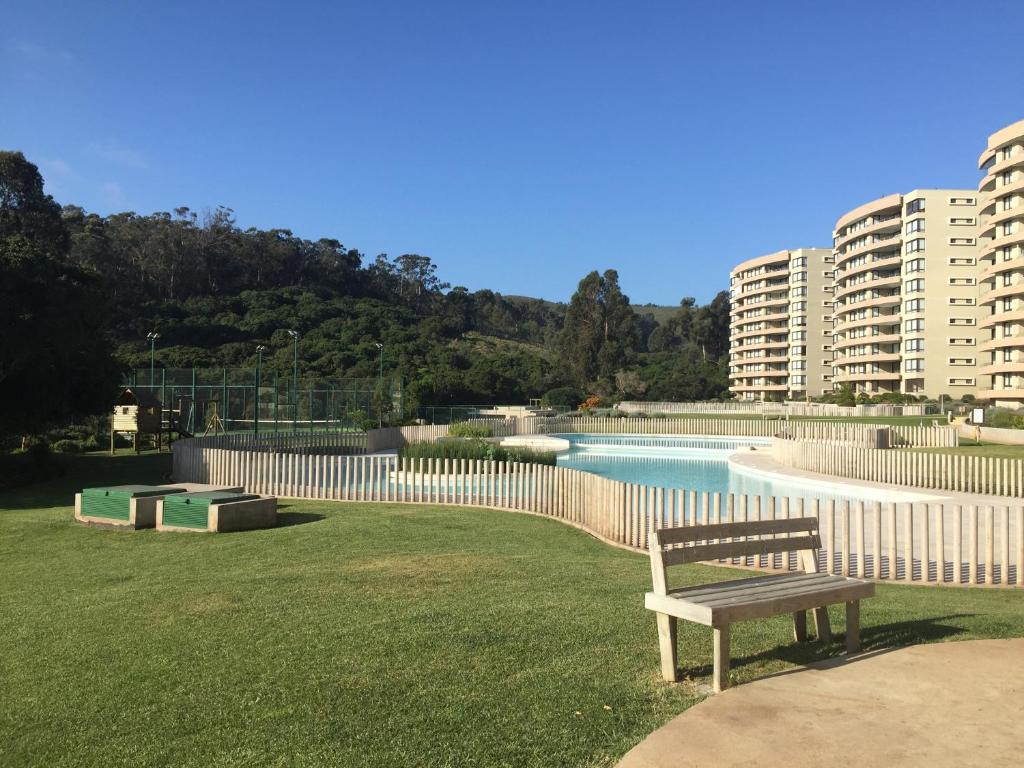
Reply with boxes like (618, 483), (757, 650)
(1, 151), (731, 434)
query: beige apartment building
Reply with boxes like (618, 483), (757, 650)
(728, 248), (834, 401)
(831, 190), (985, 397)
(977, 118), (1024, 408)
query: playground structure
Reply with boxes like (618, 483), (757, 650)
(124, 367), (402, 436)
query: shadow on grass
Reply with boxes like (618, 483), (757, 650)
(275, 511), (326, 527)
(0, 453), (173, 512)
(677, 613), (973, 682)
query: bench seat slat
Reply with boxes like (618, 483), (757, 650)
(666, 571), (835, 601)
(646, 573), (874, 626)
(713, 580), (874, 624)
(661, 534), (821, 566)
(688, 573), (839, 606)
(655, 517), (818, 545)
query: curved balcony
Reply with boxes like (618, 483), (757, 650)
(977, 119), (1024, 170)
(979, 336), (1024, 353)
(835, 194), (903, 234)
(731, 340), (789, 354)
(733, 354), (789, 365)
(832, 274), (901, 303)
(977, 388), (1024, 402)
(731, 251), (791, 279)
(832, 332), (900, 350)
(832, 314), (900, 333)
(731, 326), (790, 342)
(730, 384), (789, 393)
(830, 371), (902, 383)
(979, 175), (1024, 210)
(732, 310), (789, 325)
(980, 309), (1024, 329)
(977, 230), (1024, 260)
(835, 252), (902, 282)
(980, 282), (1024, 305)
(979, 255), (1024, 280)
(979, 362), (1024, 376)
(835, 293), (902, 314)
(832, 351), (901, 364)
(982, 203), (1024, 232)
(834, 215), (902, 251)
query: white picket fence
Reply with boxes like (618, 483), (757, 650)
(171, 441), (1023, 587)
(364, 417), (957, 450)
(774, 438), (1024, 498)
(616, 400), (930, 417)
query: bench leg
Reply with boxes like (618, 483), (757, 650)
(813, 606), (832, 643)
(793, 610), (807, 642)
(846, 600), (861, 655)
(713, 625), (730, 693)
(656, 613), (678, 682)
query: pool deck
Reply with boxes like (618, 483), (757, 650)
(617, 638), (1024, 768)
(731, 448), (1018, 508)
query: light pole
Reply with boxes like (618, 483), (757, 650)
(287, 330), (300, 430)
(375, 342), (384, 428)
(146, 331), (160, 394)
(255, 344), (267, 436)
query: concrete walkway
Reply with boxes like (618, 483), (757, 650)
(618, 639), (1024, 768)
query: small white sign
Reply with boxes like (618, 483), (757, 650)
(971, 407), (984, 425)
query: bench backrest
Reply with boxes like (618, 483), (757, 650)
(649, 517), (821, 595)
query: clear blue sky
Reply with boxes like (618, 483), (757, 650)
(3, 1), (1023, 305)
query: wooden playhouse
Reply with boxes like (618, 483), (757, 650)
(110, 387), (163, 453)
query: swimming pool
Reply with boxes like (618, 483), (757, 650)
(553, 433), (921, 504)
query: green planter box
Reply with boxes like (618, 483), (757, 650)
(76, 485), (187, 529)
(158, 491), (277, 533)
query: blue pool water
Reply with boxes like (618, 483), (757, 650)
(554, 433), (892, 504)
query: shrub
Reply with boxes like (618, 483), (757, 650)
(448, 422), (493, 438)
(989, 411), (1024, 429)
(399, 439), (556, 465)
(580, 395), (603, 412)
(0, 442), (65, 491)
(52, 439), (84, 453)
(541, 387), (582, 409)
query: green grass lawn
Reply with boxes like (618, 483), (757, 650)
(910, 440), (1024, 460)
(1, 454), (1023, 767)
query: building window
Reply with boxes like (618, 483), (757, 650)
(905, 338), (924, 352)
(906, 278), (925, 293)
(906, 198), (926, 215)
(905, 219), (925, 234)
(906, 239), (925, 255)
(905, 299), (924, 313)
(905, 358), (924, 372)
(905, 319), (924, 333)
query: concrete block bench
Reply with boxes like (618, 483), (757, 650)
(156, 491), (277, 533)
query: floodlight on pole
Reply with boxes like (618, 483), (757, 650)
(375, 342), (384, 428)
(255, 344), (267, 435)
(146, 332), (160, 391)
(287, 330), (300, 429)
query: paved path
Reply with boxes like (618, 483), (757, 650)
(617, 639), (1024, 768)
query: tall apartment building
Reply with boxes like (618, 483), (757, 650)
(977, 118), (1024, 408)
(728, 248), (834, 401)
(830, 190), (985, 396)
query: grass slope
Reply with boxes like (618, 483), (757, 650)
(1, 454), (1022, 767)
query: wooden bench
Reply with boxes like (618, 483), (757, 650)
(645, 517), (874, 692)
